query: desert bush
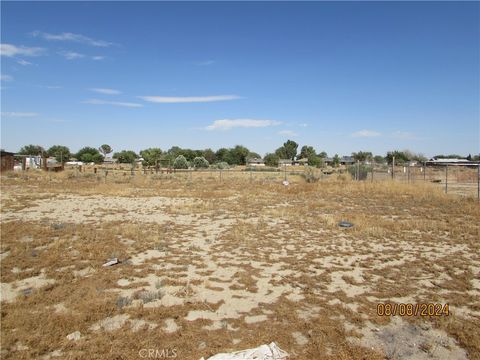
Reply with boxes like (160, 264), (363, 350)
(347, 164), (372, 180)
(212, 162), (230, 170)
(193, 156), (209, 169)
(301, 167), (321, 183)
(173, 155), (189, 169)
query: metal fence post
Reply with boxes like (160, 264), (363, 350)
(392, 156), (395, 180)
(477, 164), (479, 201)
(445, 165), (448, 194)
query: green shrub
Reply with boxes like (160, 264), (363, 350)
(173, 155), (189, 169)
(193, 156), (209, 169)
(213, 162), (229, 170)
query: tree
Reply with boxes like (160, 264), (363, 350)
(140, 148), (162, 167)
(274, 146), (288, 159)
(298, 145), (316, 160)
(47, 145), (71, 163)
(113, 150), (138, 164)
(385, 151), (410, 165)
(18, 144), (45, 156)
(215, 148), (229, 163)
(193, 157), (209, 169)
(317, 151), (328, 158)
(76, 147), (103, 164)
(203, 149), (216, 164)
(99, 144), (112, 157)
(173, 155), (189, 169)
(247, 151), (261, 160)
(332, 154), (340, 167)
(373, 155), (386, 164)
(283, 140), (298, 160)
(352, 151), (373, 162)
(226, 145), (250, 165)
(264, 153), (279, 167)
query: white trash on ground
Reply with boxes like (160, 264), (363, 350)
(200, 342), (289, 360)
(102, 258), (119, 267)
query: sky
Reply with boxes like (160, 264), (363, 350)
(1, 1), (479, 158)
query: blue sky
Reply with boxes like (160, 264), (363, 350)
(1, 1), (479, 157)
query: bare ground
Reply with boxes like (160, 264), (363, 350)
(1, 172), (479, 359)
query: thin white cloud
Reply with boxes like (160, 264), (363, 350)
(196, 60), (215, 66)
(391, 131), (419, 140)
(83, 99), (143, 108)
(1, 74), (13, 81)
(31, 31), (114, 47)
(92, 55), (105, 61)
(351, 129), (381, 138)
(140, 95), (241, 103)
(17, 59), (32, 66)
(58, 51), (85, 60)
(89, 88), (121, 95)
(206, 119), (281, 131)
(299, 123), (308, 127)
(1, 112), (39, 117)
(277, 130), (299, 137)
(0, 43), (45, 57)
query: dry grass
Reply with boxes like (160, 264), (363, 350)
(1, 170), (479, 359)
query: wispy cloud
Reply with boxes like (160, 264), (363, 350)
(89, 88), (121, 95)
(31, 31), (114, 47)
(17, 59), (32, 66)
(1, 112), (39, 117)
(0, 43), (45, 57)
(299, 123), (308, 127)
(351, 129), (381, 138)
(1, 74), (13, 82)
(92, 55), (105, 61)
(195, 60), (215, 66)
(277, 130), (298, 137)
(140, 95), (241, 104)
(83, 99), (143, 108)
(58, 51), (85, 60)
(206, 119), (281, 131)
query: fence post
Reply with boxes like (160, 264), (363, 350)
(445, 165), (448, 194)
(371, 166), (374, 182)
(477, 164), (479, 201)
(392, 156), (395, 180)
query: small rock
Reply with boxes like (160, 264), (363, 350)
(66, 331), (81, 341)
(338, 221), (354, 228)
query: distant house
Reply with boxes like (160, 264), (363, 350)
(278, 159), (293, 166)
(103, 156), (117, 164)
(247, 158), (265, 167)
(1, 151), (15, 172)
(324, 157), (334, 166)
(294, 158), (308, 166)
(426, 158), (478, 166)
(340, 156), (355, 165)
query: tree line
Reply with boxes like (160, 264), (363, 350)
(15, 142), (479, 169)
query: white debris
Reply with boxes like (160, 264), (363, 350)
(200, 342), (289, 360)
(282, 180), (289, 186)
(102, 258), (119, 267)
(66, 331), (81, 341)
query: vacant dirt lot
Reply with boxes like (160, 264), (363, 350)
(1, 171), (479, 359)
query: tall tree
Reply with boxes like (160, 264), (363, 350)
(352, 151), (373, 162)
(264, 153), (279, 167)
(47, 145), (71, 163)
(76, 147), (103, 164)
(283, 140), (298, 160)
(99, 144), (113, 157)
(140, 148), (162, 167)
(18, 144), (45, 156)
(203, 148), (216, 164)
(113, 150), (138, 164)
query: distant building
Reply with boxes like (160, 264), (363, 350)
(426, 158), (479, 166)
(103, 156), (117, 164)
(247, 158), (265, 167)
(340, 156), (355, 165)
(294, 158), (308, 166)
(278, 159), (293, 166)
(1, 151), (15, 172)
